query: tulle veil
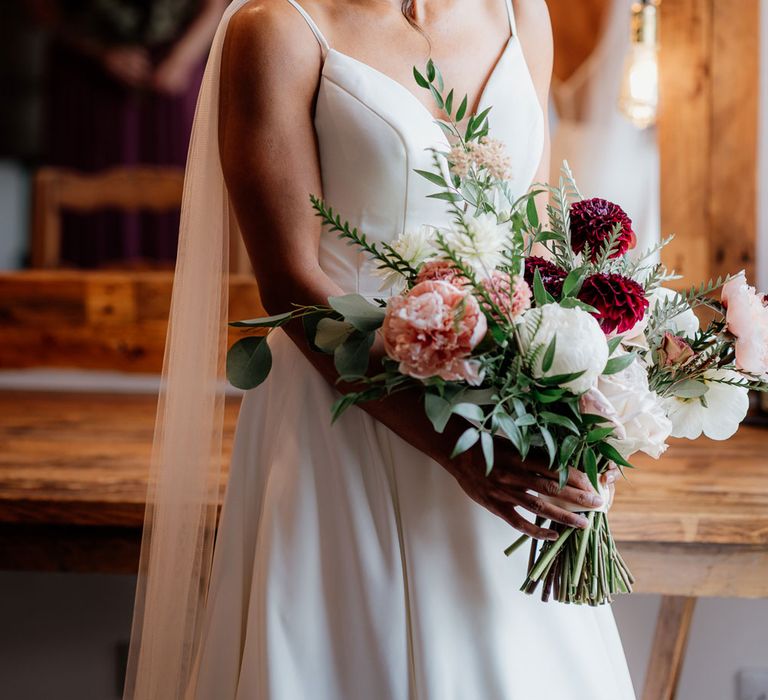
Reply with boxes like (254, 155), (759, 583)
(123, 2), (251, 697)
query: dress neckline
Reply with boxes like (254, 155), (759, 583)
(322, 35), (518, 125)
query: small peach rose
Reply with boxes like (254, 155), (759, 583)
(415, 260), (470, 288)
(481, 271), (531, 322)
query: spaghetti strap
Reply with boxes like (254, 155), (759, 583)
(504, 0), (517, 36)
(285, 0), (330, 56)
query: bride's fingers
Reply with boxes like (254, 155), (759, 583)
(502, 491), (590, 529)
(601, 463), (620, 485)
(493, 472), (604, 510)
(495, 464), (600, 499)
(486, 499), (558, 541)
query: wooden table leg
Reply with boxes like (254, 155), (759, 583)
(641, 596), (697, 700)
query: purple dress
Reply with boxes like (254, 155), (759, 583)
(43, 7), (204, 268)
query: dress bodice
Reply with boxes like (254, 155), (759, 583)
(286, 0), (545, 297)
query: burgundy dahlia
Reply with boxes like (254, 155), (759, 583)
(570, 198), (637, 262)
(524, 256), (568, 298)
(578, 273), (649, 334)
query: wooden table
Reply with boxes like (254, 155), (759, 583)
(1, 390), (766, 699)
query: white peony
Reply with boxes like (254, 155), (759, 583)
(518, 304), (609, 394)
(580, 357), (672, 459)
(625, 287), (700, 347)
(662, 369), (749, 440)
(441, 212), (508, 277)
(375, 225), (436, 291)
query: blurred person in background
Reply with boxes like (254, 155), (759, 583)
(28, 0), (228, 268)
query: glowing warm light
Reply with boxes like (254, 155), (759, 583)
(619, 1), (660, 130)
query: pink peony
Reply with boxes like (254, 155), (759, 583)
(721, 273), (768, 378)
(382, 280), (487, 385)
(481, 271), (532, 322)
(415, 260), (470, 288)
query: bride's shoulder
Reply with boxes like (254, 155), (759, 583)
(513, 0), (553, 90)
(514, 0), (552, 43)
(224, 1), (324, 77)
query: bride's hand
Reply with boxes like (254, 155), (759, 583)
(443, 440), (619, 541)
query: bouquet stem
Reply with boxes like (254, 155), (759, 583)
(510, 512), (633, 605)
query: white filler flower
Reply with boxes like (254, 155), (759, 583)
(663, 369), (749, 440)
(441, 212), (508, 277)
(519, 304), (608, 394)
(374, 225), (436, 291)
(580, 358), (672, 459)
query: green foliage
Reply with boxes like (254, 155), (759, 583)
(226, 336), (272, 390)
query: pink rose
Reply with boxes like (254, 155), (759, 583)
(382, 280), (487, 385)
(481, 271), (532, 322)
(415, 260), (470, 288)
(721, 273), (768, 378)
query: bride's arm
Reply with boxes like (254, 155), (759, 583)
(219, 3), (607, 538)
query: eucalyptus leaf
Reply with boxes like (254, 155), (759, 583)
(328, 294), (386, 332)
(226, 336), (272, 390)
(334, 331), (375, 379)
(315, 318), (354, 353)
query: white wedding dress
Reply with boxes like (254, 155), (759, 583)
(190, 2), (636, 698)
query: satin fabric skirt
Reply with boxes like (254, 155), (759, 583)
(192, 330), (636, 699)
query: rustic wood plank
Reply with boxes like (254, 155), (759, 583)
(641, 596), (696, 700)
(658, 0), (713, 285)
(1, 390), (767, 548)
(621, 542), (768, 598)
(0, 271), (264, 372)
(708, 0), (760, 282)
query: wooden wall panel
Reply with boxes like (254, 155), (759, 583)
(659, 0), (760, 286)
(709, 0), (760, 282)
(658, 0), (713, 284)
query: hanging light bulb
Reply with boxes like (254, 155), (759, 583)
(619, 0), (660, 129)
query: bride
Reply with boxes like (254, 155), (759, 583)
(124, 1), (637, 698)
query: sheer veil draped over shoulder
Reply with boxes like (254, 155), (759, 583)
(123, 3), (250, 698)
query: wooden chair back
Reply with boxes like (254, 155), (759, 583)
(30, 166), (185, 269)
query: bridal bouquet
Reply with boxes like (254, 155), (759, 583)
(227, 62), (768, 605)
